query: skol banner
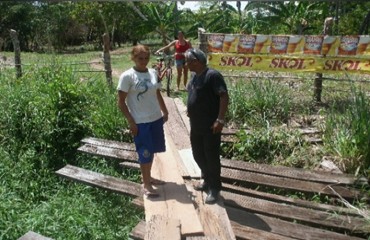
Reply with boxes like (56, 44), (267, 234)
(206, 34), (370, 58)
(208, 53), (370, 74)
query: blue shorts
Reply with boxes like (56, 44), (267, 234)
(175, 59), (186, 67)
(134, 117), (166, 164)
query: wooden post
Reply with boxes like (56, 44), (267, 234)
(197, 28), (207, 53)
(314, 17), (333, 102)
(9, 29), (22, 79)
(102, 33), (112, 87)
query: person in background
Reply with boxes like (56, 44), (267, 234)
(184, 48), (229, 204)
(117, 44), (168, 197)
(155, 31), (192, 91)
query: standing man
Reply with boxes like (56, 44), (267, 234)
(185, 48), (229, 204)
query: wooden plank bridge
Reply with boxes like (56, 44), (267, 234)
(54, 96), (369, 240)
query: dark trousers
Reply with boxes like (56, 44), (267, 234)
(190, 129), (222, 191)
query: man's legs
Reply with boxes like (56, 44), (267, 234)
(203, 131), (222, 192)
(190, 131), (208, 190)
(191, 130), (222, 202)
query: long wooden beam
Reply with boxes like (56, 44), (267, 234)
(6, 0), (366, 3)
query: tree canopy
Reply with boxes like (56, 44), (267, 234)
(0, 1), (369, 51)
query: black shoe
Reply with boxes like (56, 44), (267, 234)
(194, 182), (208, 191)
(205, 189), (219, 204)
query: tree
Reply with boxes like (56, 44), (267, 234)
(139, 2), (183, 46)
(0, 2), (36, 51)
(246, 1), (328, 34)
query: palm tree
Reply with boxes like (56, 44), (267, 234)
(247, 1), (328, 34)
(140, 2), (182, 46)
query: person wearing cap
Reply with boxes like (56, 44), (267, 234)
(184, 48), (229, 204)
(155, 31), (192, 91)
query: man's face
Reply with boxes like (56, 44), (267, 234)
(186, 58), (197, 71)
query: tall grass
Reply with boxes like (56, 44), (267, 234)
(224, 127), (309, 165)
(227, 78), (292, 127)
(323, 86), (370, 174)
(0, 59), (141, 239)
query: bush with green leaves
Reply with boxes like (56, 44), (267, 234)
(0, 62), (140, 239)
(0, 63), (131, 169)
(0, 65), (88, 169)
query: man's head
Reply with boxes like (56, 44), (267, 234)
(185, 48), (207, 65)
(185, 48), (207, 73)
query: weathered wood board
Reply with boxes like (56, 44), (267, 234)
(56, 164), (141, 197)
(221, 158), (357, 185)
(143, 135), (204, 237)
(78, 143), (137, 162)
(184, 180), (236, 240)
(18, 231), (53, 240)
(144, 215), (181, 240)
(221, 167), (360, 199)
(178, 148), (201, 178)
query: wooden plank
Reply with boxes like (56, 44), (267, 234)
(221, 158), (356, 185)
(178, 148), (201, 178)
(55, 164), (141, 197)
(223, 183), (360, 216)
(230, 223), (296, 240)
(130, 221), (145, 240)
(223, 191), (369, 234)
(163, 97), (191, 150)
(18, 231), (52, 240)
(221, 167), (360, 199)
(78, 144), (137, 162)
(185, 180), (236, 240)
(227, 207), (366, 240)
(119, 161), (140, 170)
(129, 196), (365, 240)
(186, 237), (216, 240)
(297, 127), (322, 135)
(81, 137), (136, 151)
(173, 97), (190, 134)
(144, 133), (204, 237)
(144, 215), (181, 240)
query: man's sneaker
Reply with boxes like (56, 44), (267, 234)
(194, 182), (208, 191)
(205, 189), (219, 204)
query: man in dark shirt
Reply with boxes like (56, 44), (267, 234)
(185, 48), (229, 204)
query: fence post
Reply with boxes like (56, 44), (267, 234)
(102, 33), (112, 87)
(198, 28), (207, 54)
(9, 29), (22, 79)
(314, 17), (333, 102)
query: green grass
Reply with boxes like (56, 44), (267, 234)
(0, 52), (141, 239)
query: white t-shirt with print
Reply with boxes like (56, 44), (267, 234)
(117, 68), (162, 124)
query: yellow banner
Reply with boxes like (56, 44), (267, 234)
(206, 34), (370, 58)
(208, 53), (370, 74)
